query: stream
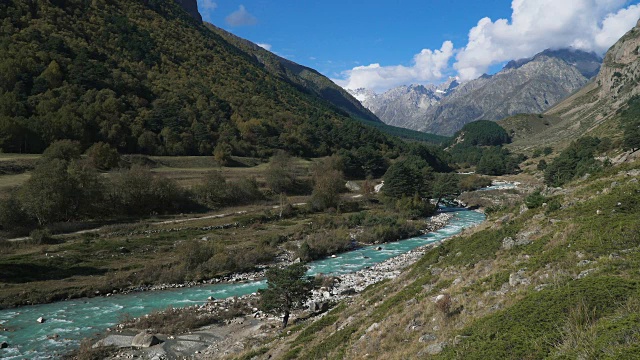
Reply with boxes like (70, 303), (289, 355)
(0, 206), (488, 359)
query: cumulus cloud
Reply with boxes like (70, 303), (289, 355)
(226, 5), (258, 27)
(336, 0), (640, 91)
(334, 41), (454, 92)
(257, 43), (272, 51)
(198, 0), (217, 11)
(454, 0), (640, 80)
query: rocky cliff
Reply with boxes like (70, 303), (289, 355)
(175, 0), (202, 22)
(597, 19), (640, 99)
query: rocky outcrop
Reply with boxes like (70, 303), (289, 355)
(174, 0), (202, 22)
(132, 332), (161, 348)
(597, 19), (640, 99)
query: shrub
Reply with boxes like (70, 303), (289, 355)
(525, 190), (546, 209)
(29, 228), (57, 245)
(85, 142), (120, 170)
(42, 140), (82, 162)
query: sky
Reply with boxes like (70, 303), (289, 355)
(197, 0), (640, 93)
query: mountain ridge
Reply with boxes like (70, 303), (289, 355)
(351, 49), (602, 135)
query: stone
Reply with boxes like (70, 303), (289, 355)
(1, 341), (8, 349)
(365, 323), (380, 333)
(419, 342), (445, 356)
(93, 335), (135, 349)
(509, 269), (530, 287)
(340, 288), (357, 296)
(502, 237), (516, 250)
(345, 181), (361, 192)
(37, 317), (46, 323)
(132, 332), (161, 348)
(418, 334), (437, 343)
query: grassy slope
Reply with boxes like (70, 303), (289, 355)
(242, 160), (640, 359)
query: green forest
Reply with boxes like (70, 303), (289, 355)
(0, 0), (435, 161)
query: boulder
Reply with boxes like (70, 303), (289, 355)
(418, 342), (446, 356)
(36, 317), (46, 324)
(418, 334), (437, 343)
(345, 181), (361, 192)
(93, 335), (134, 349)
(132, 332), (161, 348)
(309, 301), (330, 313)
(1, 341), (8, 349)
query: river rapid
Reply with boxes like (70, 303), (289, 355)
(0, 206), (488, 359)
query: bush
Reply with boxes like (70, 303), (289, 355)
(395, 195), (437, 219)
(29, 228), (57, 245)
(525, 190), (546, 209)
(42, 140), (82, 162)
(85, 142), (120, 170)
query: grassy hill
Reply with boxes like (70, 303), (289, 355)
(239, 159), (640, 360)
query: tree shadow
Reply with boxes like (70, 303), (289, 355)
(0, 263), (107, 283)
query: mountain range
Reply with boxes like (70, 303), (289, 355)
(350, 49), (603, 135)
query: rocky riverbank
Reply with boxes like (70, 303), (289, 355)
(92, 212), (467, 359)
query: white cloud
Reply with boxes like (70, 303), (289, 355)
(226, 5), (258, 27)
(334, 41), (454, 92)
(336, 0), (640, 91)
(454, 0), (640, 80)
(198, 0), (217, 11)
(257, 43), (272, 51)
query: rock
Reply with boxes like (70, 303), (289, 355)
(596, 210), (602, 215)
(419, 342), (445, 356)
(454, 335), (470, 345)
(577, 260), (592, 267)
(340, 288), (357, 296)
(132, 332), (161, 348)
(376, 247), (383, 251)
(93, 335), (135, 349)
(502, 237), (516, 250)
(418, 334), (437, 343)
(577, 268), (597, 279)
(519, 204), (528, 214)
(37, 317), (46, 323)
(366, 323), (380, 333)
(345, 181), (361, 192)
(509, 269), (530, 287)
(293, 257), (301, 263)
(1, 341), (8, 349)
(309, 301), (330, 313)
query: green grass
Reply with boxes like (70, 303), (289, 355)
(435, 277), (639, 360)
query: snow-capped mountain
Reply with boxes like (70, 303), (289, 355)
(348, 78), (459, 129)
(348, 49), (602, 135)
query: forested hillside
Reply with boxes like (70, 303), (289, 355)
(0, 0), (416, 159)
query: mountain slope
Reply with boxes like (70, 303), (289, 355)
(351, 50), (602, 136)
(205, 23), (382, 125)
(349, 80), (459, 129)
(505, 19), (640, 150)
(417, 49), (602, 135)
(0, 0), (400, 157)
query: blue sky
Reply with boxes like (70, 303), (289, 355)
(198, 0), (640, 92)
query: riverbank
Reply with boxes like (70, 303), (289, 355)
(0, 205), (489, 359)
(89, 212), (466, 359)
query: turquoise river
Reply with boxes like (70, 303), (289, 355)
(0, 206), (486, 359)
